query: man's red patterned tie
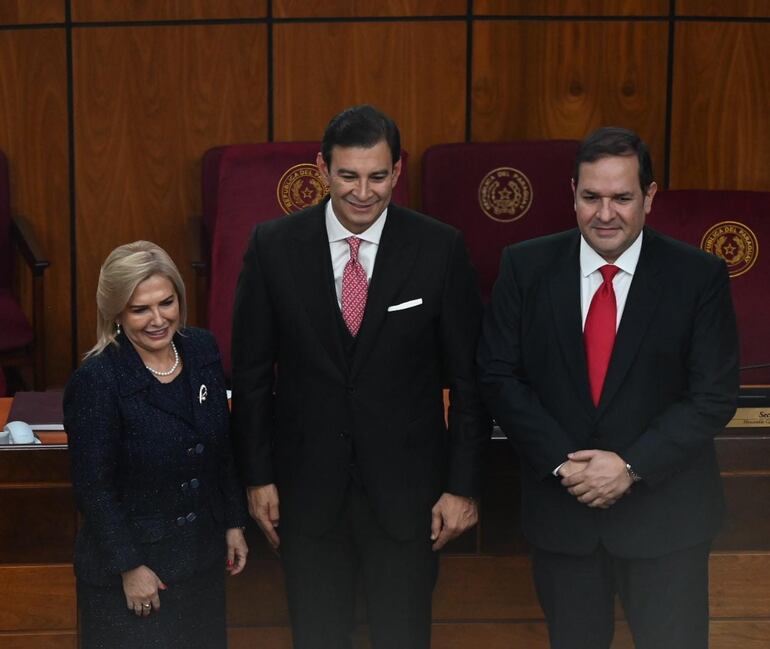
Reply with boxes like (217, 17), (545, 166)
(584, 264), (620, 406)
(342, 236), (368, 336)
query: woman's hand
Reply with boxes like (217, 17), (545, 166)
(121, 565), (166, 616)
(225, 527), (248, 576)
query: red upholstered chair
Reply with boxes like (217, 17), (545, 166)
(647, 190), (770, 385)
(0, 150), (49, 390)
(422, 141), (580, 301)
(191, 142), (410, 378)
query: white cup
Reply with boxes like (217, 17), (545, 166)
(4, 421), (36, 445)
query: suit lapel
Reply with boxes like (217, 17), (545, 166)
(350, 206), (418, 379)
(289, 204), (347, 374)
(548, 233), (595, 415)
(597, 229), (663, 414)
(116, 334), (195, 427)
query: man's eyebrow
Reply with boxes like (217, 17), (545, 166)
(335, 167), (390, 176)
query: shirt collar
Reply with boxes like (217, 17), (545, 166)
(325, 200), (388, 245)
(580, 230), (643, 278)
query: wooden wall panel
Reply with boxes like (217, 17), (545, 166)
(0, 633), (76, 649)
(0, 565), (75, 630)
(711, 621), (770, 649)
(273, 21), (466, 207)
(72, 0), (266, 22)
(472, 20), (668, 175)
(0, 447), (70, 482)
(0, 1), (63, 23)
(717, 477), (770, 550)
(677, 0), (770, 17)
(73, 24), (267, 356)
(227, 557), (289, 625)
(274, 0), (466, 17)
(0, 29), (70, 387)
(434, 555), (541, 620)
(227, 620), (770, 649)
(669, 23), (770, 190)
(227, 627), (293, 649)
(475, 0), (667, 15)
(711, 552), (770, 617)
(0, 487), (75, 563)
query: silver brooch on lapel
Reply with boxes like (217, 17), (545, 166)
(198, 384), (208, 404)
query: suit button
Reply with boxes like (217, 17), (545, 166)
(181, 481), (189, 491)
(339, 430), (349, 440)
(186, 512), (197, 523)
(195, 443), (205, 455)
(347, 385), (355, 393)
(190, 478), (200, 489)
(175, 516), (186, 527)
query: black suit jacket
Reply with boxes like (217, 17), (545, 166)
(64, 327), (247, 586)
(230, 201), (489, 540)
(478, 227), (739, 558)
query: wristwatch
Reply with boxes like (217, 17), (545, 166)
(625, 463), (642, 483)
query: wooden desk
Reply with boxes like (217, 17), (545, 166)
(0, 397), (11, 427)
(1, 395), (769, 648)
(0, 398), (77, 649)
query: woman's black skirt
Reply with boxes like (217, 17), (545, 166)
(77, 562), (227, 649)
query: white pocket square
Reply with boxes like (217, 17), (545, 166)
(387, 298), (423, 312)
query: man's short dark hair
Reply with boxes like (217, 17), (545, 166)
(321, 105), (401, 168)
(573, 127), (654, 193)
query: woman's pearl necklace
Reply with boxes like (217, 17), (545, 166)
(145, 341), (180, 377)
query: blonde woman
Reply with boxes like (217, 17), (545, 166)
(64, 241), (248, 648)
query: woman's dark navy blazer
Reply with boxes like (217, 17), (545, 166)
(64, 327), (247, 587)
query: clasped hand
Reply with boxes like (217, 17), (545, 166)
(122, 564), (166, 616)
(558, 450), (633, 509)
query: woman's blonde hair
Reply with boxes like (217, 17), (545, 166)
(85, 240), (187, 358)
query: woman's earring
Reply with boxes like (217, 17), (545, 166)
(116, 322), (122, 335)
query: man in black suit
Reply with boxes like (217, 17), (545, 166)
(478, 127), (739, 649)
(231, 105), (488, 649)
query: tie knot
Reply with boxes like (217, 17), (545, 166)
(599, 264), (620, 284)
(346, 236), (361, 261)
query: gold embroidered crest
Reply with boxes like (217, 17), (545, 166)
(478, 167), (533, 222)
(700, 221), (758, 278)
(277, 163), (329, 214)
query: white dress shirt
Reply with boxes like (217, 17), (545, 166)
(579, 232), (644, 331)
(325, 201), (388, 308)
(554, 232), (644, 477)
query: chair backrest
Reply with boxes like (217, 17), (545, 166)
(203, 142), (410, 377)
(422, 141), (580, 301)
(0, 150), (12, 288)
(647, 189), (770, 385)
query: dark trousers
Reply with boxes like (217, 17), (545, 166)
(280, 477), (439, 649)
(532, 542), (711, 649)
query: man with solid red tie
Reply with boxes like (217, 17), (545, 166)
(478, 127), (739, 649)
